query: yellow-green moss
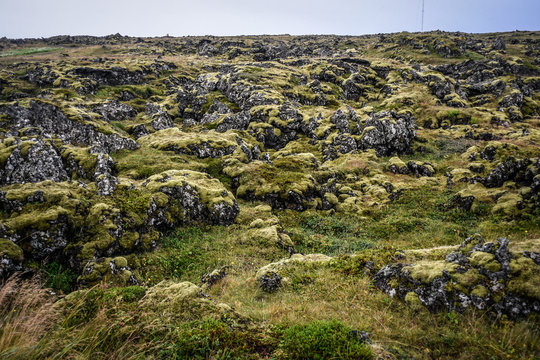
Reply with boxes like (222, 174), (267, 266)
(3, 206), (70, 232)
(491, 192), (522, 216)
(471, 285), (489, 298)
(144, 169), (236, 207)
(507, 257), (540, 300)
(138, 127), (238, 155)
(404, 260), (459, 284)
(469, 251), (501, 272)
(0, 238), (23, 260)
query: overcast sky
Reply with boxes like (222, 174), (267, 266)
(1, 0), (539, 38)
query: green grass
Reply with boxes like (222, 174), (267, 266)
(0, 47), (61, 57)
(44, 261), (77, 294)
(138, 226), (227, 284)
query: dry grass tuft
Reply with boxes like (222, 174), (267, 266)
(0, 274), (58, 358)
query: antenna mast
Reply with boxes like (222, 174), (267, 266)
(421, 0), (425, 32)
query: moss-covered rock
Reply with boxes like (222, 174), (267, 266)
(143, 169), (240, 225)
(138, 280), (243, 320)
(138, 127), (238, 158)
(78, 256), (138, 287)
(374, 236), (540, 317)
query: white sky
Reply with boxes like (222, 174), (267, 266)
(0, 0), (539, 38)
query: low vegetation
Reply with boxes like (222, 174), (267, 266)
(0, 30), (539, 358)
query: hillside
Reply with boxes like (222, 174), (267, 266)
(0, 31), (539, 359)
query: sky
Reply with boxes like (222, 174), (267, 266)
(0, 0), (539, 38)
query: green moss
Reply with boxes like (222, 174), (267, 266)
(4, 206), (70, 232)
(0, 143), (18, 167)
(404, 260), (459, 284)
(0, 238), (23, 260)
(225, 160), (317, 203)
(143, 169), (236, 207)
(507, 257), (540, 300)
(405, 291), (424, 311)
(256, 254), (331, 280)
(278, 320), (374, 360)
(138, 127), (238, 156)
(61, 146), (98, 177)
(471, 285), (489, 298)
(77, 257), (134, 287)
(492, 192), (522, 216)
(119, 231), (139, 250)
(469, 251), (501, 272)
(452, 269), (486, 294)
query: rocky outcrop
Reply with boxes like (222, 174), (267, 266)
(0, 101), (139, 153)
(145, 102), (175, 130)
(93, 100), (136, 122)
(374, 236), (540, 317)
(142, 170), (240, 226)
(358, 110), (417, 156)
(0, 139), (68, 185)
(70, 66), (145, 87)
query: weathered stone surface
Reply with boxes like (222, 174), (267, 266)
(0, 101), (139, 153)
(374, 236), (540, 317)
(358, 111), (417, 156)
(0, 139), (68, 185)
(93, 100), (136, 122)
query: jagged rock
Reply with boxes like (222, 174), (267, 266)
(374, 237), (540, 317)
(143, 170), (240, 226)
(208, 99), (232, 114)
(0, 101), (139, 153)
(94, 153), (118, 196)
(0, 139), (68, 185)
(216, 111), (251, 132)
(491, 38), (506, 51)
(145, 101), (175, 130)
(93, 100), (136, 122)
(259, 272), (282, 292)
(71, 66), (145, 87)
(23, 66), (59, 86)
(0, 206), (71, 260)
(388, 157), (409, 174)
(445, 194), (475, 211)
(358, 111), (416, 156)
(407, 161), (435, 177)
(0, 238), (23, 278)
(499, 91), (524, 110)
(331, 108), (355, 133)
(130, 124), (150, 138)
(482, 158), (531, 188)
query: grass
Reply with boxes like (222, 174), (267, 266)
(277, 320), (373, 359)
(0, 47), (61, 57)
(278, 186), (488, 253)
(2, 31), (540, 359)
(44, 261), (77, 294)
(0, 275), (58, 358)
(139, 226), (220, 284)
(210, 266), (540, 360)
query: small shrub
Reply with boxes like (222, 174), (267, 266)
(170, 319), (270, 359)
(279, 320), (373, 360)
